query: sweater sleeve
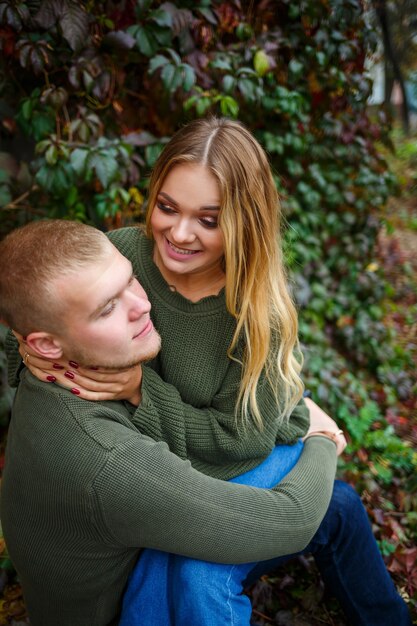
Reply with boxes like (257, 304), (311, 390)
(130, 366), (309, 479)
(94, 435), (337, 563)
(5, 329), (22, 387)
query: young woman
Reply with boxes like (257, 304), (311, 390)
(14, 118), (410, 625)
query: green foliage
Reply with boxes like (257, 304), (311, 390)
(1, 0), (414, 469)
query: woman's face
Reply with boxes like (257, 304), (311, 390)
(150, 163), (225, 279)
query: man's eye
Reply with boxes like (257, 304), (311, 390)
(101, 301), (116, 317)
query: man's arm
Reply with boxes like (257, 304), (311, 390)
(95, 434), (337, 563)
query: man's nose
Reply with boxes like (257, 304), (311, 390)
(128, 293), (151, 320)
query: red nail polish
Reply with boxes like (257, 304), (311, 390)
(89, 366), (99, 371)
(71, 388), (80, 395)
(65, 371), (75, 380)
(46, 375), (56, 382)
(68, 360), (79, 369)
(53, 363), (65, 370)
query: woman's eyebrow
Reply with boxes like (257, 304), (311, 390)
(158, 191), (220, 211)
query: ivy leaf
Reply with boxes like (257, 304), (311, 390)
(153, 25), (172, 47)
(182, 64), (195, 91)
(70, 148), (88, 176)
(128, 24), (158, 56)
(196, 97), (211, 116)
(148, 54), (168, 73)
(222, 75), (235, 93)
(33, 0), (59, 29)
(102, 31), (136, 50)
(45, 144), (58, 165)
(90, 153), (118, 188)
(165, 48), (181, 65)
(0, 183), (12, 206)
(161, 63), (176, 91)
(220, 96), (239, 118)
(123, 131), (158, 147)
(238, 78), (256, 102)
(0, 2), (30, 30)
(288, 58), (304, 77)
(197, 8), (217, 25)
(151, 8), (172, 28)
(145, 144), (163, 167)
(60, 0), (89, 51)
(211, 57), (232, 71)
(253, 50), (270, 76)
(136, 0), (153, 15)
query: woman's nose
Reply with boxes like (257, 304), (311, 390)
(170, 219), (195, 243)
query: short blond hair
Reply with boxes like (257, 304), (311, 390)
(146, 117), (304, 428)
(0, 220), (110, 335)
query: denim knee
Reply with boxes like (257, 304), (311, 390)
(312, 480), (370, 553)
(330, 480), (363, 516)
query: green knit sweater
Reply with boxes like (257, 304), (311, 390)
(1, 369), (337, 626)
(5, 227), (309, 480)
(107, 227), (310, 479)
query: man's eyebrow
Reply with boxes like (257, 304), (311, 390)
(89, 271), (135, 319)
(158, 191), (220, 211)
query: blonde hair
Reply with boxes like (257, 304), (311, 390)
(146, 117), (304, 427)
(0, 220), (110, 335)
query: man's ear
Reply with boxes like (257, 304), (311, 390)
(26, 332), (64, 360)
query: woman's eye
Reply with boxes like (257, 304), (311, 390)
(199, 217), (218, 229)
(157, 202), (176, 214)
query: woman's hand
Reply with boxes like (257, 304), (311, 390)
(303, 397), (347, 456)
(14, 331), (143, 405)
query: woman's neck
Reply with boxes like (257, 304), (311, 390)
(153, 248), (225, 302)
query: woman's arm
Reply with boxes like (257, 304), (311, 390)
(130, 364), (308, 479)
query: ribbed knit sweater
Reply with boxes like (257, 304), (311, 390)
(1, 369), (337, 626)
(5, 227), (309, 480)
(106, 227), (310, 479)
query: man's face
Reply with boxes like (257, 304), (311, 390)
(54, 243), (161, 369)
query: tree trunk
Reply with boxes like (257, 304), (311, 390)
(375, 0), (410, 134)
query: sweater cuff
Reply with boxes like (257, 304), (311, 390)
(5, 329), (23, 388)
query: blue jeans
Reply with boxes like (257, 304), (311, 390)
(119, 442), (411, 626)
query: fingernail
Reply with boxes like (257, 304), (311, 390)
(46, 375), (56, 382)
(65, 371), (75, 380)
(68, 361), (79, 369)
(22, 336), (27, 341)
(53, 363), (65, 370)
(89, 366), (99, 371)
(71, 388), (80, 395)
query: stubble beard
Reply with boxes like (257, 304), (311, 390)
(68, 333), (161, 371)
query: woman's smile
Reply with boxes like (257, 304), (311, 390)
(166, 237), (202, 257)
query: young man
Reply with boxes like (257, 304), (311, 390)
(0, 221), (410, 626)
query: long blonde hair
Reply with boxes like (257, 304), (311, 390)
(146, 117), (304, 427)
